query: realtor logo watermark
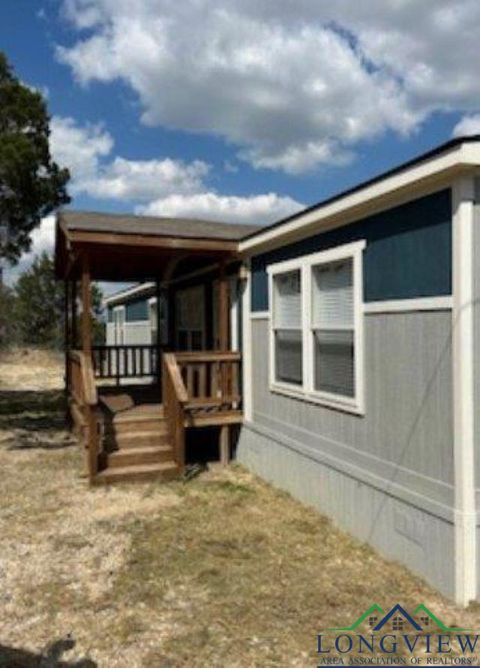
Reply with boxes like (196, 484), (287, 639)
(317, 603), (478, 666)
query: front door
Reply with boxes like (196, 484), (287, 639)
(175, 285), (206, 351)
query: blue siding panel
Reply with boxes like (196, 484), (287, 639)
(125, 298), (149, 322)
(251, 189), (452, 311)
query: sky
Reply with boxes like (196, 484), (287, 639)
(3, 0), (480, 286)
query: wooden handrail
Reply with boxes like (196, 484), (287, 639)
(67, 349), (100, 483)
(163, 353), (189, 403)
(162, 353), (187, 473)
(174, 351), (241, 362)
(69, 350), (98, 405)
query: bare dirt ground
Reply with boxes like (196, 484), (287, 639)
(1, 348), (480, 667)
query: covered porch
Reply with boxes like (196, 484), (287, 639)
(55, 211), (255, 485)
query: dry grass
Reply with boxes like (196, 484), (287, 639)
(1, 348), (480, 666)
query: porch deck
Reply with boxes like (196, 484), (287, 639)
(68, 348), (242, 484)
(56, 209), (248, 485)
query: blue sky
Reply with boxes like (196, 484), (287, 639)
(2, 1), (480, 282)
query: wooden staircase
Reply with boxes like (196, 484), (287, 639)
(94, 401), (180, 485)
(67, 350), (242, 486)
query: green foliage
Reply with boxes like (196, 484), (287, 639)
(0, 282), (17, 346)
(0, 52), (70, 263)
(12, 252), (103, 349)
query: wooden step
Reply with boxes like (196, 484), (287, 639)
(93, 461), (179, 485)
(105, 415), (168, 435)
(185, 409), (243, 427)
(104, 429), (171, 449)
(106, 445), (173, 468)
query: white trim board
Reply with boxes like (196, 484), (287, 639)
(363, 296), (453, 314)
(240, 141), (480, 254)
(452, 175), (476, 607)
(250, 311), (269, 320)
(104, 282), (155, 306)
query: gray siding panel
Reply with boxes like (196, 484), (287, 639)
(239, 310), (455, 596)
(251, 314), (453, 487)
(237, 425), (455, 598)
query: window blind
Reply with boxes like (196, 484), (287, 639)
(312, 258), (355, 398)
(273, 270), (302, 329)
(272, 269), (302, 385)
(312, 259), (353, 329)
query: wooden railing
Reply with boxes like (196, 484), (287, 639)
(162, 351), (242, 471)
(91, 344), (159, 381)
(162, 353), (188, 474)
(67, 350), (101, 483)
(175, 351), (242, 411)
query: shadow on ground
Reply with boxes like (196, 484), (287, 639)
(0, 389), (75, 450)
(0, 636), (96, 667)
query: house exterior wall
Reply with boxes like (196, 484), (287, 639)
(105, 297), (153, 346)
(106, 322), (114, 345)
(251, 189), (452, 311)
(238, 188), (457, 598)
(123, 321), (152, 344)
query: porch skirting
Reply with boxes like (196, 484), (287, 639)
(237, 421), (455, 599)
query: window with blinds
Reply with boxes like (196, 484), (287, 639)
(272, 269), (302, 385)
(311, 258), (355, 398)
(268, 240), (365, 413)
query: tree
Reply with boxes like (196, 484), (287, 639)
(14, 253), (103, 348)
(0, 52), (70, 263)
(0, 282), (17, 346)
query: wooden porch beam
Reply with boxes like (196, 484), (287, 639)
(70, 230), (239, 253)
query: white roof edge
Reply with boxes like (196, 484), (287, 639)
(103, 282), (155, 307)
(239, 140), (480, 254)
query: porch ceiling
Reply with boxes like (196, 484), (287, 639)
(55, 210), (260, 282)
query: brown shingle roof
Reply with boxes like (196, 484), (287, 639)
(59, 210), (262, 241)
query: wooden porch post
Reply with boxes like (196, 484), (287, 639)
(219, 424), (230, 466)
(81, 254), (92, 356)
(64, 279), (70, 418)
(71, 280), (77, 349)
(218, 259), (230, 465)
(156, 279), (162, 385)
(218, 259), (229, 351)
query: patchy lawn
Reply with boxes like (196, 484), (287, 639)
(0, 348), (479, 666)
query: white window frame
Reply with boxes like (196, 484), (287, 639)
(267, 239), (366, 415)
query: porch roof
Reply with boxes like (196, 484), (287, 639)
(55, 210), (262, 282)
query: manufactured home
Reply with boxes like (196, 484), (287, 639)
(55, 136), (480, 605)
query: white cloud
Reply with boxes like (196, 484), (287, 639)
(84, 157), (209, 202)
(452, 114), (480, 138)
(138, 192), (302, 225)
(48, 115), (304, 224)
(50, 116), (113, 184)
(3, 215), (56, 286)
(56, 0), (480, 173)
(50, 116), (209, 201)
